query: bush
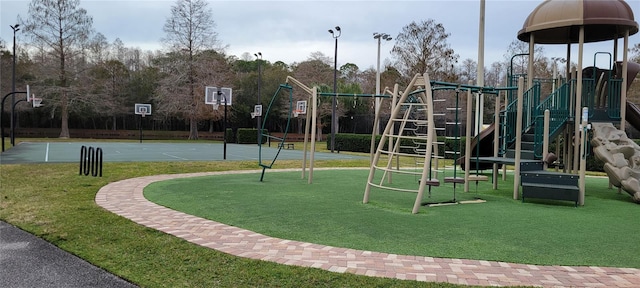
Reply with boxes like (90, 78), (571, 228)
(236, 128), (268, 144)
(225, 128), (235, 143)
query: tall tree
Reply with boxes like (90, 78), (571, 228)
(391, 19), (458, 81)
(23, 0), (94, 138)
(158, 0), (219, 139)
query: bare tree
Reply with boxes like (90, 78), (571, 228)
(158, 0), (219, 140)
(631, 43), (640, 63)
(458, 58), (477, 84)
(87, 32), (109, 64)
(88, 60), (129, 129)
(391, 19), (458, 81)
(22, 0), (93, 138)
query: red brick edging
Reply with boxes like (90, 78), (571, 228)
(95, 170), (640, 287)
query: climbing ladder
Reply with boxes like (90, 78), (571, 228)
(363, 73), (441, 214)
(443, 87), (465, 195)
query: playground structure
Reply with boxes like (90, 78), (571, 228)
(364, 0), (640, 213)
(360, 72), (523, 213)
(258, 75), (389, 183)
(259, 0), (639, 213)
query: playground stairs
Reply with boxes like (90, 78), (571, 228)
(504, 129), (537, 160)
(519, 161), (579, 206)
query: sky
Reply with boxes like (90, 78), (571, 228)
(1, 0), (639, 71)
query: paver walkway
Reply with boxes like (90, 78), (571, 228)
(95, 171), (640, 287)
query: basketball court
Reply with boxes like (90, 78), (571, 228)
(0, 142), (365, 164)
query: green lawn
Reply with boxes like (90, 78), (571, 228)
(1, 157), (477, 287)
(145, 169), (640, 268)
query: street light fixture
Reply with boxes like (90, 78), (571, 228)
(328, 26), (341, 153)
(373, 32), (392, 135)
(254, 52), (262, 145)
(10, 24), (20, 146)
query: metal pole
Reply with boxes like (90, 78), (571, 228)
(375, 36), (381, 135)
(255, 52), (262, 145)
(220, 89), (227, 160)
(10, 24), (20, 147)
(373, 33), (391, 136)
(1, 92), (23, 152)
(331, 36), (338, 153)
(329, 26), (341, 153)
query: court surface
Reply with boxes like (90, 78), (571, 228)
(0, 142), (365, 164)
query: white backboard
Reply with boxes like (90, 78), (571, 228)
(205, 86), (233, 106)
(296, 100), (307, 114)
(135, 103), (152, 115)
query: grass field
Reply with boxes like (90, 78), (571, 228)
(2, 138), (639, 287)
(1, 140), (476, 287)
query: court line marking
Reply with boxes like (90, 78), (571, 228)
(162, 153), (189, 160)
(45, 143), (50, 162)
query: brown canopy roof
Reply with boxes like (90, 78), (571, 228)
(517, 0), (638, 44)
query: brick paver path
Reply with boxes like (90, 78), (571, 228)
(96, 171), (640, 287)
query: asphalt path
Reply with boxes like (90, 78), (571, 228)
(0, 221), (137, 288)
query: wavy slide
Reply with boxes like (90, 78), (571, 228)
(591, 119), (640, 203)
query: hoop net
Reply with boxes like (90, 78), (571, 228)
(141, 112), (147, 118)
(32, 98), (43, 108)
(213, 104), (219, 110)
(293, 110), (303, 118)
(251, 112), (256, 119)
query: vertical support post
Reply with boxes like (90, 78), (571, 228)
(308, 88), (318, 184)
(464, 83), (473, 193)
(475, 0), (485, 136)
(139, 115), (143, 143)
(387, 84), (399, 183)
(579, 107), (588, 206)
(528, 34), (534, 89)
(543, 109), (550, 169)
(621, 31), (629, 132)
(573, 27), (585, 173)
(513, 77), (524, 200)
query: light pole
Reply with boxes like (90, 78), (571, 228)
(328, 26), (341, 153)
(373, 32), (391, 135)
(10, 24), (20, 146)
(254, 52), (262, 145)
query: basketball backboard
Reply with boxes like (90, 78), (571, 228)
(296, 100), (307, 114)
(205, 86), (233, 106)
(135, 103), (152, 116)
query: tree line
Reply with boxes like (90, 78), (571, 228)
(1, 0), (638, 140)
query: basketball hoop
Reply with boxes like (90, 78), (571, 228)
(213, 104), (219, 110)
(251, 112), (256, 119)
(293, 110), (303, 118)
(141, 112), (147, 118)
(32, 97), (43, 108)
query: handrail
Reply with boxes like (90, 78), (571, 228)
(533, 81), (571, 157)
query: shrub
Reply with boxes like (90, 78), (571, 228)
(236, 128), (268, 144)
